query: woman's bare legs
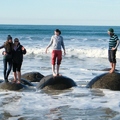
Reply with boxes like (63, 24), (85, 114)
(13, 72), (17, 82)
(17, 71), (21, 83)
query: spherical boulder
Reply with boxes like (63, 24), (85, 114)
(21, 72), (44, 82)
(37, 75), (77, 90)
(0, 82), (25, 91)
(87, 72), (120, 90)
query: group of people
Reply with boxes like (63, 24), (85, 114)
(0, 28), (119, 83)
(45, 28), (120, 76)
(0, 35), (26, 83)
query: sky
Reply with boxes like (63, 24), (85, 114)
(0, 0), (120, 26)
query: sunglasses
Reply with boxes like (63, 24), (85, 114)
(15, 41), (19, 42)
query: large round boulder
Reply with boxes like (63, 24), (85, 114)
(21, 72), (44, 82)
(0, 82), (25, 91)
(37, 75), (77, 90)
(87, 72), (120, 90)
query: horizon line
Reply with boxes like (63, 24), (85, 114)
(0, 24), (120, 27)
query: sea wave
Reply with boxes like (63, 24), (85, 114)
(2, 47), (118, 59)
(0, 46), (120, 59)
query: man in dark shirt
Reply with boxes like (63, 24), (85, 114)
(108, 28), (119, 73)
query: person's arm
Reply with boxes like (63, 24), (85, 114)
(112, 35), (120, 50)
(45, 37), (53, 53)
(0, 44), (6, 55)
(114, 40), (120, 50)
(61, 37), (66, 55)
(0, 44), (4, 49)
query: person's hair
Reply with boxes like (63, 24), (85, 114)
(4, 35), (13, 52)
(14, 38), (20, 46)
(55, 29), (61, 35)
(14, 38), (19, 42)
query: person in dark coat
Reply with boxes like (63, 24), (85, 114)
(0, 35), (13, 82)
(12, 38), (26, 83)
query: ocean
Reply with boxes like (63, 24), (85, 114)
(0, 25), (120, 120)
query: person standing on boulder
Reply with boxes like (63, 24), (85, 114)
(45, 29), (66, 76)
(107, 28), (120, 73)
(0, 35), (13, 82)
(12, 38), (26, 83)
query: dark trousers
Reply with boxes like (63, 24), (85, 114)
(108, 50), (117, 63)
(3, 58), (12, 80)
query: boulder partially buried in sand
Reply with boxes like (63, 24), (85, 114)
(37, 75), (77, 90)
(87, 72), (120, 90)
(21, 72), (44, 82)
(0, 82), (25, 91)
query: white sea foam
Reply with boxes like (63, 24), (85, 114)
(1, 45), (119, 64)
(12, 46), (120, 59)
(1, 87), (120, 119)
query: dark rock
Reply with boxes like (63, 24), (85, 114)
(21, 78), (34, 86)
(0, 82), (25, 91)
(21, 72), (44, 82)
(87, 72), (120, 90)
(0, 80), (3, 83)
(9, 78), (34, 86)
(37, 75), (77, 90)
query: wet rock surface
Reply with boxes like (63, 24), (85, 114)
(37, 75), (77, 90)
(21, 72), (44, 82)
(0, 82), (25, 91)
(87, 72), (120, 90)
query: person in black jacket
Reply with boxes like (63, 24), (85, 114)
(0, 35), (13, 82)
(12, 38), (26, 83)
